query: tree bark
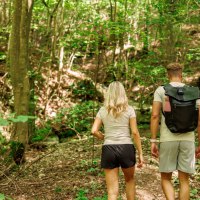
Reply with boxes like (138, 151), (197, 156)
(160, 0), (177, 62)
(8, 0), (34, 164)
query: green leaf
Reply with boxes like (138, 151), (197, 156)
(16, 115), (29, 122)
(9, 115), (36, 123)
(190, 188), (198, 196)
(0, 119), (9, 126)
(0, 193), (5, 200)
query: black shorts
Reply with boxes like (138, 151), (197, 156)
(101, 144), (136, 169)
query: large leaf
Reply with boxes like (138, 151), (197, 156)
(0, 193), (5, 200)
(0, 118), (9, 126)
(9, 115), (36, 123)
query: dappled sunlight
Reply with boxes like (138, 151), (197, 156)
(0, 0), (200, 199)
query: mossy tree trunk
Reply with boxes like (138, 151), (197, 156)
(8, 0), (34, 164)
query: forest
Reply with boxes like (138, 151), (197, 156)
(0, 0), (200, 199)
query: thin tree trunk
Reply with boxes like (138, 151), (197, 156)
(160, 0), (177, 62)
(9, 0), (34, 164)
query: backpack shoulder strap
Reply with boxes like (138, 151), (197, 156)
(183, 85), (200, 101)
(163, 84), (178, 99)
(164, 83), (200, 101)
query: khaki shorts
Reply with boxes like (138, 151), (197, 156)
(159, 141), (195, 174)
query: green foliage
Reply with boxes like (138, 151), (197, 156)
(70, 80), (103, 102)
(10, 141), (24, 157)
(9, 115), (36, 123)
(31, 123), (51, 142)
(31, 100), (100, 142)
(132, 62), (166, 109)
(0, 133), (6, 144)
(0, 118), (9, 126)
(87, 167), (97, 173)
(138, 123), (150, 130)
(1, 0), (200, 197)
(0, 194), (5, 200)
(75, 188), (108, 200)
(0, 133), (8, 155)
(75, 189), (88, 200)
(134, 62), (166, 85)
(186, 48), (200, 62)
(56, 101), (99, 133)
(0, 115), (36, 126)
(54, 186), (62, 193)
(93, 195), (108, 200)
(0, 52), (6, 61)
(190, 188), (198, 199)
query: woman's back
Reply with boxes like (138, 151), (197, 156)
(97, 105), (136, 145)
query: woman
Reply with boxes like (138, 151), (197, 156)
(91, 81), (143, 200)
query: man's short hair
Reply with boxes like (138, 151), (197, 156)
(166, 63), (183, 71)
(166, 62), (183, 76)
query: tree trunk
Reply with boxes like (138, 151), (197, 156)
(143, 0), (150, 55)
(8, 0), (34, 164)
(160, 0), (177, 62)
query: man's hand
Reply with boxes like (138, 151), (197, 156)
(195, 146), (200, 158)
(151, 143), (159, 158)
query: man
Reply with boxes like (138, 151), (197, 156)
(150, 62), (200, 200)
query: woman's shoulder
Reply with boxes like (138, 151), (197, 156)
(127, 105), (135, 111)
(98, 106), (107, 113)
(126, 105), (136, 113)
(126, 105), (136, 117)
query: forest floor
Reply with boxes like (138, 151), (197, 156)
(0, 130), (200, 200)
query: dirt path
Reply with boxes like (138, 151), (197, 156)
(0, 136), (199, 200)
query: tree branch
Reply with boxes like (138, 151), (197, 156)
(41, 0), (49, 8)
(52, 0), (62, 15)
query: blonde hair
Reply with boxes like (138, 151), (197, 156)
(104, 81), (128, 118)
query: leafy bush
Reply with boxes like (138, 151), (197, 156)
(70, 80), (103, 102)
(93, 195), (108, 200)
(0, 133), (8, 155)
(56, 101), (100, 134)
(0, 193), (13, 200)
(186, 48), (200, 62)
(0, 115), (36, 126)
(75, 189), (88, 200)
(31, 122), (52, 142)
(31, 101), (100, 142)
(0, 52), (6, 61)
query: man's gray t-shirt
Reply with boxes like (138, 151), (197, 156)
(154, 82), (200, 142)
(96, 106), (136, 145)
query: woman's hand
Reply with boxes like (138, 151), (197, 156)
(137, 154), (144, 168)
(91, 117), (103, 140)
(95, 131), (104, 140)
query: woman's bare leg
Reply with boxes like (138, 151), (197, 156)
(104, 168), (119, 200)
(122, 166), (135, 200)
